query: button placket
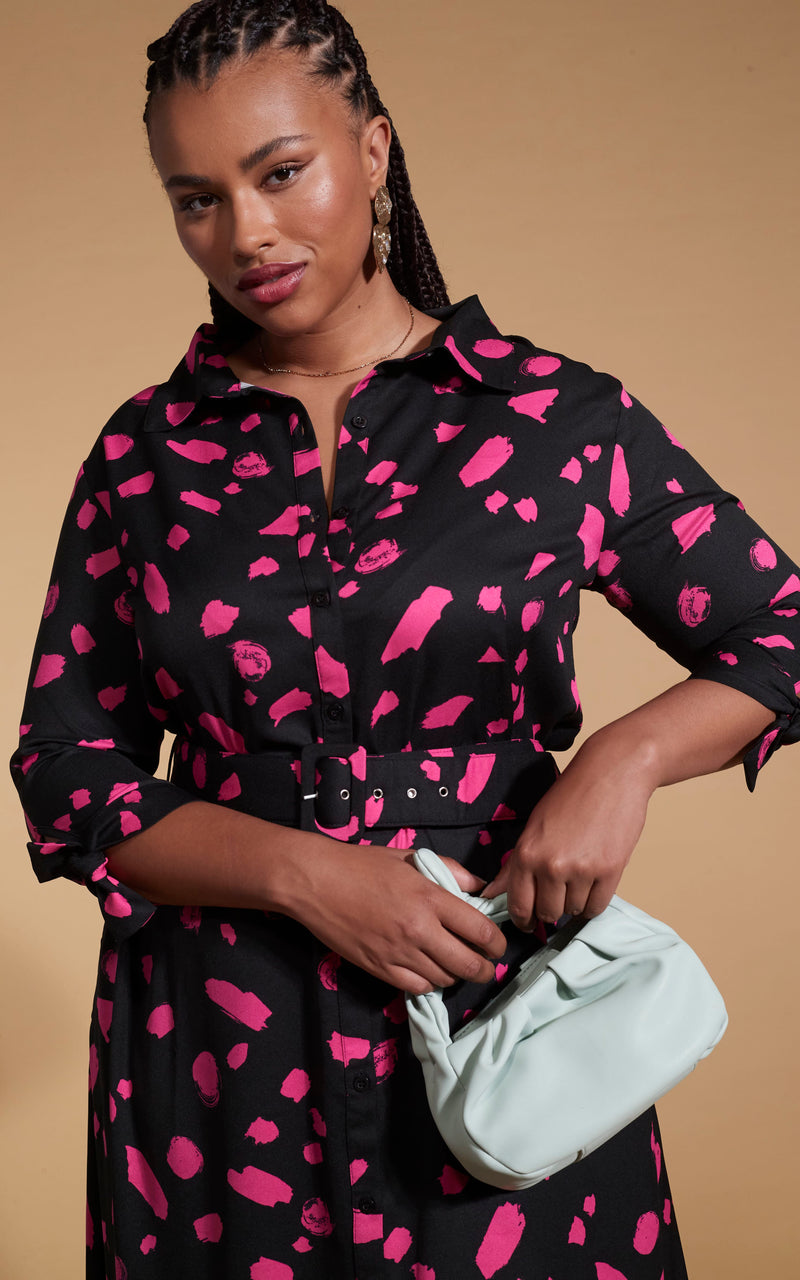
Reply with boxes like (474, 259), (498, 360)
(293, 390), (389, 1273)
(345, 1050), (384, 1265)
(282, 409), (354, 744)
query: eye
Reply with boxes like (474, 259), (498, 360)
(265, 164), (302, 186)
(178, 192), (219, 215)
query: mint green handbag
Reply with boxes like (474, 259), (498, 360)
(405, 847), (728, 1190)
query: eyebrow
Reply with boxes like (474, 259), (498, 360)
(164, 134), (313, 190)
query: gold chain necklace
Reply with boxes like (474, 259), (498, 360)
(258, 298), (415, 378)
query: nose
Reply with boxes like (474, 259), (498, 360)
(230, 193), (278, 263)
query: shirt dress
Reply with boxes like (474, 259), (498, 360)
(12, 296), (800, 1280)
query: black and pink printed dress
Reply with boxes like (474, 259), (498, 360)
(12, 296), (800, 1280)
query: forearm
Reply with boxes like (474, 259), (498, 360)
(106, 801), (331, 916)
(576, 676), (775, 793)
(106, 800), (506, 994)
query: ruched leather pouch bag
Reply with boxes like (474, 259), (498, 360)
(405, 847), (728, 1190)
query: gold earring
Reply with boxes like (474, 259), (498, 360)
(372, 184), (392, 272)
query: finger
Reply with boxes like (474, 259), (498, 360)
(427, 932), (500, 986)
(438, 895), (507, 962)
(481, 863), (509, 899)
(530, 875), (566, 925)
(563, 879), (596, 917)
(582, 879), (616, 918)
(385, 966), (438, 996)
(441, 857), (488, 895)
(389, 934), (495, 992)
(506, 868), (537, 933)
(384, 947), (466, 994)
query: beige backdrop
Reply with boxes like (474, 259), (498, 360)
(1, 1), (798, 1275)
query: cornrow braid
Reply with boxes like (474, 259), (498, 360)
(145, 0), (449, 345)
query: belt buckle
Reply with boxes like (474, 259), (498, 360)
(300, 743), (362, 836)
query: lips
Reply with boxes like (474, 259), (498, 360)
(237, 262), (305, 290)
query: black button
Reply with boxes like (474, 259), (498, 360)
(331, 506), (350, 521)
(351, 415), (367, 429)
(326, 703), (345, 722)
(311, 590), (331, 608)
(352, 1074), (371, 1093)
(358, 1196), (378, 1214)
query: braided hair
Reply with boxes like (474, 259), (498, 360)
(144, 1), (449, 344)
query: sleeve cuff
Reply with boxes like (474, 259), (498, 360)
(27, 834), (156, 938)
(742, 707), (800, 791)
(23, 782), (197, 939)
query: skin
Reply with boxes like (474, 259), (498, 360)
(108, 47), (775, 992)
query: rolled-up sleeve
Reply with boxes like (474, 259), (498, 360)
(10, 462), (195, 937)
(591, 390), (800, 789)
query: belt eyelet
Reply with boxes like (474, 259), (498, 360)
(340, 789), (350, 801)
(439, 786), (449, 798)
(372, 788), (383, 800)
(407, 787), (417, 799)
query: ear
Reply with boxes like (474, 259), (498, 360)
(361, 115), (392, 195)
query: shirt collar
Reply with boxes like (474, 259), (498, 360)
(402, 295), (535, 393)
(141, 295), (535, 432)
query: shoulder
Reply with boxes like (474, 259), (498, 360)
(439, 296), (626, 416)
(82, 324), (233, 481)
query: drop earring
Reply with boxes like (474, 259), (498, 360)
(372, 184), (392, 272)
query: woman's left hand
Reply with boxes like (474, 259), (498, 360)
(482, 731), (655, 927)
(482, 678), (775, 928)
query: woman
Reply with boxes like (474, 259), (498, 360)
(11, 1), (800, 1277)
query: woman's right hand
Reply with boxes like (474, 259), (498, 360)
(107, 802), (505, 994)
(281, 842), (507, 995)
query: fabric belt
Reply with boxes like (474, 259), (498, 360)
(169, 738), (558, 836)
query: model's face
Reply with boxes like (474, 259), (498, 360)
(148, 49), (389, 339)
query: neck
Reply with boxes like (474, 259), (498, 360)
(257, 277), (413, 375)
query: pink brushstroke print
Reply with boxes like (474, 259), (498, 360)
(300, 1198), (334, 1236)
(609, 444), (631, 515)
(198, 713), (246, 753)
(578, 505), (605, 570)
(381, 586), (453, 663)
(167, 1136), (204, 1179)
(167, 438), (227, 463)
(633, 1211), (660, 1254)
(246, 1118), (279, 1145)
(384, 1226), (413, 1261)
(476, 1202), (526, 1278)
(227, 1166), (292, 1207)
(568, 1216), (586, 1245)
(421, 696), (474, 729)
(672, 504), (715, 553)
(201, 600), (240, 637)
(459, 436), (514, 487)
(328, 1032), (370, 1065)
(126, 1146), (168, 1219)
(280, 1068), (311, 1102)
(205, 979), (270, 1030)
(508, 388), (559, 421)
(194, 1213), (223, 1243)
(445, 334), (483, 381)
(143, 563), (170, 614)
(439, 1164), (469, 1195)
(371, 690), (400, 728)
